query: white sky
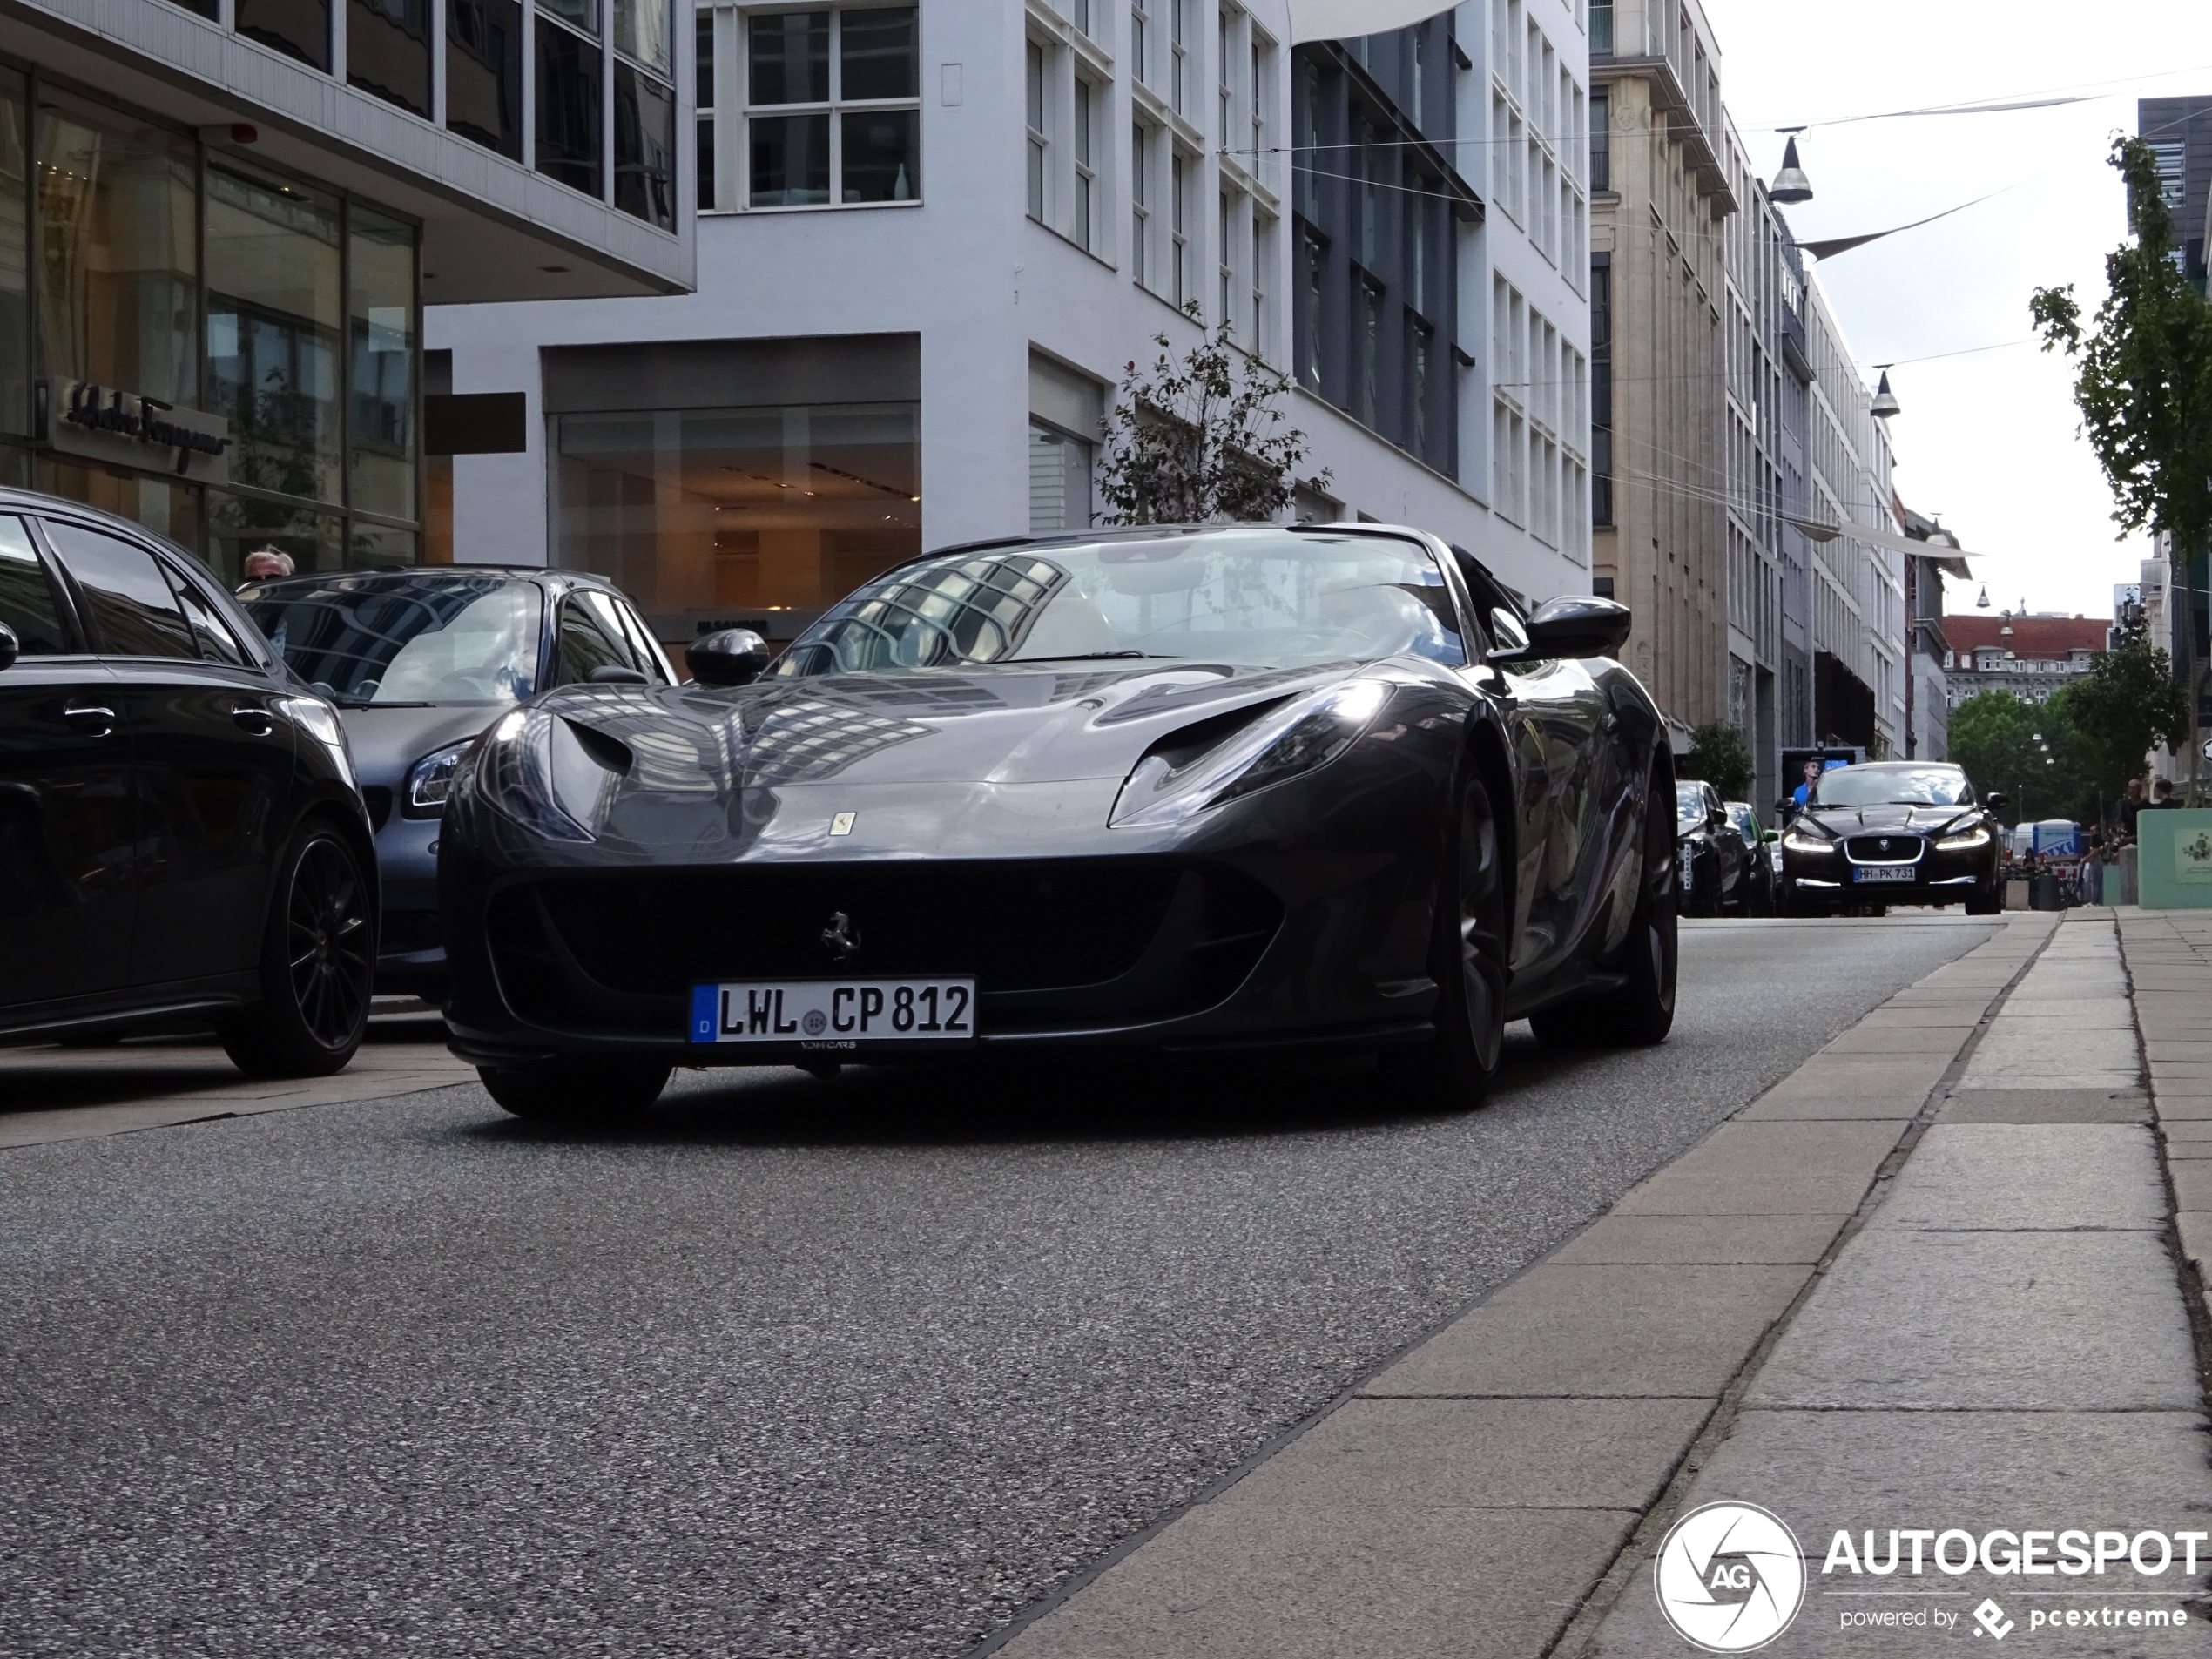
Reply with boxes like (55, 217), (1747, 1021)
(1699, 0), (2212, 623)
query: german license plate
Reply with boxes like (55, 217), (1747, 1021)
(690, 979), (976, 1045)
(1852, 864), (1917, 884)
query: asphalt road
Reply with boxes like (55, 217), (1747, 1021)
(0, 916), (1998, 1659)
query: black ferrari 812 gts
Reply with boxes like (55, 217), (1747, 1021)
(438, 524), (1680, 1122)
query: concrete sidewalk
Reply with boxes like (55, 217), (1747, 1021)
(986, 911), (2212, 1658)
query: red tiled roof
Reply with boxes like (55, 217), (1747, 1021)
(1943, 615), (2108, 658)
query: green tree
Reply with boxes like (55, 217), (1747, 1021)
(2031, 135), (2212, 796)
(1947, 690), (2088, 824)
(1096, 313), (1327, 524)
(1679, 719), (1753, 802)
(2047, 639), (2191, 802)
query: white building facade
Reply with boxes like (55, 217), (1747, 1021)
(428, 0), (1594, 653)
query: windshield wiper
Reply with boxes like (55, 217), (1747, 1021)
(1005, 651), (1178, 662)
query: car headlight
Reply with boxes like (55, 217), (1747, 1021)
(1782, 825), (1834, 854)
(475, 705), (632, 843)
(403, 740), (475, 818)
(281, 695), (354, 789)
(1110, 679), (1392, 828)
(1936, 825), (1992, 851)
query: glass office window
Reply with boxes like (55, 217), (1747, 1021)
(348, 0), (433, 117)
(349, 206), (417, 522)
(696, 8), (715, 208)
(555, 402), (920, 632)
(448, 0), (524, 158)
(750, 10), (828, 103)
(536, 17), (604, 195)
(540, 0), (598, 34)
(206, 167), (343, 505)
(840, 7), (914, 98)
(614, 63), (678, 227)
(235, 0), (334, 71)
(614, 0), (671, 75)
(37, 96), (198, 410)
(744, 7), (915, 207)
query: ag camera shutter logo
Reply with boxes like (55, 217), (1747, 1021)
(1654, 1501), (1807, 1652)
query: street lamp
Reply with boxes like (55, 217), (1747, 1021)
(1870, 368), (1902, 419)
(1770, 132), (1814, 204)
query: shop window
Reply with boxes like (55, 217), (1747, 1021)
(34, 458), (201, 560)
(349, 206), (418, 523)
(206, 167), (343, 506)
(614, 63), (678, 227)
(207, 493), (342, 584)
(448, 0), (524, 158)
(554, 401), (920, 641)
(236, 0), (334, 71)
(350, 523), (420, 567)
(740, 6), (917, 208)
(0, 69), (27, 437)
(348, 0), (434, 118)
(37, 97), (197, 414)
(1027, 424), (1092, 535)
(536, 13), (605, 196)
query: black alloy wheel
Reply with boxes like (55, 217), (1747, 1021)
(1966, 866), (2003, 915)
(1398, 772), (1510, 1101)
(217, 825), (374, 1078)
(1531, 751), (1678, 1049)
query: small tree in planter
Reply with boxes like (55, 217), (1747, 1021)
(1679, 719), (1754, 804)
(1096, 314), (1327, 524)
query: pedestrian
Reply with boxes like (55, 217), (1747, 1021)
(2151, 779), (2180, 810)
(2080, 845), (2103, 904)
(2120, 778), (2146, 837)
(239, 547), (293, 587)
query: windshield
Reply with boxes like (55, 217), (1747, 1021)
(243, 577), (543, 707)
(773, 528), (1465, 677)
(1675, 784), (1710, 826)
(1809, 765), (1972, 808)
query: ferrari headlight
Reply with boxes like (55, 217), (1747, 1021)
(475, 705), (630, 843)
(1936, 825), (1993, 851)
(1110, 679), (1392, 828)
(403, 740), (475, 818)
(281, 694), (354, 789)
(1782, 825), (1834, 855)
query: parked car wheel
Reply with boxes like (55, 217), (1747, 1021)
(216, 823), (374, 1078)
(479, 1060), (672, 1124)
(1966, 874), (2003, 916)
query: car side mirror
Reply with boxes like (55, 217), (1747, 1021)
(1984, 792), (2008, 814)
(0, 619), (16, 672)
(1708, 806), (1727, 830)
(1487, 594), (1632, 664)
(687, 627), (772, 686)
(586, 664), (650, 685)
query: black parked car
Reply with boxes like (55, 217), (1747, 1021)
(239, 568), (674, 998)
(439, 523), (1683, 1123)
(0, 492), (374, 1075)
(1676, 779), (1749, 917)
(1778, 760), (2004, 915)
(1724, 800), (1777, 916)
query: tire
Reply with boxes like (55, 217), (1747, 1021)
(1396, 772), (1510, 1102)
(479, 1060), (671, 1124)
(216, 822), (374, 1079)
(1529, 753), (1678, 1049)
(1966, 871), (2002, 916)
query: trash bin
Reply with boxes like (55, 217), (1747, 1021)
(2116, 845), (2140, 905)
(2031, 872), (2064, 911)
